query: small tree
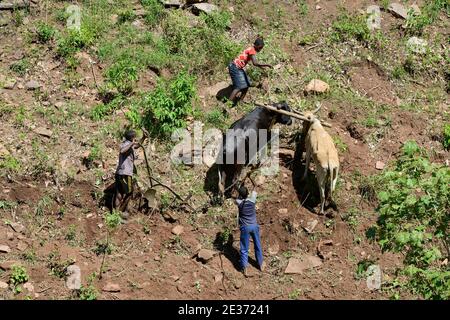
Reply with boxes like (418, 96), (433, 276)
(372, 141), (450, 299)
(98, 210), (122, 279)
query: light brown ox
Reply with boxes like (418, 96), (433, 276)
(300, 109), (339, 215)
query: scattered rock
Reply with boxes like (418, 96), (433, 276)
(131, 19), (144, 29)
(33, 127), (53, 138)
(154, 255), (161, 261)
(0, 14), (8, 27)
(0, 261), (18, 270)
(9, 222), (25, 233)
(162, 211), (178, 223)
(234, 279), (243, 289)
(161, 0), (183, 8)
(110, 14), (118, 24)
(25, 80), (41, 90)
(0, 281), (8, 289)
(317, 240), (333, 259)
(0, 144), (11, 158)
(0, 0), (28, 10)
(7, 232), (14, 241)
(214, 274), (223, 283)
(284, 255), (323, 274)
(102, 283), (121, 292)
(277, 148), (295, 158)
(366, 265), (382, 290)
(278, 208), (288, 215)
(0, 245), (11, 253)
(388, 3), (408, 19)
(366, 5), (381, 31)
(66, 265), (81, 290)
(197, 249), (216, 263)
(134, 9), (146, 17)
(135, 261), (143, 268)
(2, 78), (17, 89)
(304, 220), (318, 234)
(16, 241), (28, 252)
(176, 284), (185, 293)
(23, 282), (34, 292)
(192, 3), (218, 15)
(304, 79), (329, 94)
(315, 5), (321, 10)
(268, 242), (280, 255)
(171, 225), (184, 236)
(54, 101), (64, 109)
(410, 4), (421, 15)
(407, 37), (427, 54)
(375, 161), (385, 170)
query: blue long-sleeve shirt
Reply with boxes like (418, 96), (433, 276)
(235, 191), (257, 226)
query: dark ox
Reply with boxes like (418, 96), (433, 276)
(217, 102), (292, 196)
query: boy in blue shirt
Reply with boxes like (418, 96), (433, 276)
(235, 185), (265, 276)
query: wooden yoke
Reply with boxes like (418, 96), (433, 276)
(255, 103), (332, 128)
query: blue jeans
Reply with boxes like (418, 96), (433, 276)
(239, 224), (263, 270)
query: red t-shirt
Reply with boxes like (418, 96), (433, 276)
(233, 46), (257, 69)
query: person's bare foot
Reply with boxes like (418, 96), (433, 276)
(259, 262), (266, 272)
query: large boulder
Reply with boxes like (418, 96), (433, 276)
(192, 3), (218, 15)
(388, 3), (408, 19)
(304, 79), (329, 95)
(284, 255), (322, 274)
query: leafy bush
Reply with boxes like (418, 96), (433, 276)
(10, 265), (29, 293)
(10, 59), (30, 76)
(141, 0), (165, 27)
(405, 0), (450, 35)
(105, 58), (139, 95)
(372, 140), (450, 299)
(79, 285), (98, 300)
(134, 72), (196, 138)
(443, 124), (450, 150)
(0, 155), (21, 174)
(36, 22), (56, 43)
(91, 95), (125, 121)
(57, 28), (95, 57)
(118, 9), (136, 24)
(330, 13), (373, 45)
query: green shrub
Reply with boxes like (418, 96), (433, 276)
(36, 22), (56, 43)
(330, 13), (372, 44)
(372, 140), (450, 299)
(79, 285), (98, 300)
(91, 95), (125, 121)
(405, 1), (450, 35)
(105, 58), (139, 95)
(10, 265), (29, 293)
(57, 28), (95, 57)
(0, 155), (21, 174)
(10, 59), (30, 76)
(118, 9), (136, 24)
(141, 0), (165, 27)
(443, 124), (450, 150)
(136, 72), (196, 138)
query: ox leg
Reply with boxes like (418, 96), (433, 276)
(302, 149), (311, 181)
(330, 166), (339, 202)
(218, 167), (226, 196)
(317, 167), (327, 215)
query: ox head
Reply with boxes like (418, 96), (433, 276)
(272, 101), (293, 126)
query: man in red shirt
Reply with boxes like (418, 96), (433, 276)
(228, 37), (273, 106)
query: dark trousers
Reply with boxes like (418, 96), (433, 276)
(239, 224), (263, 270)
